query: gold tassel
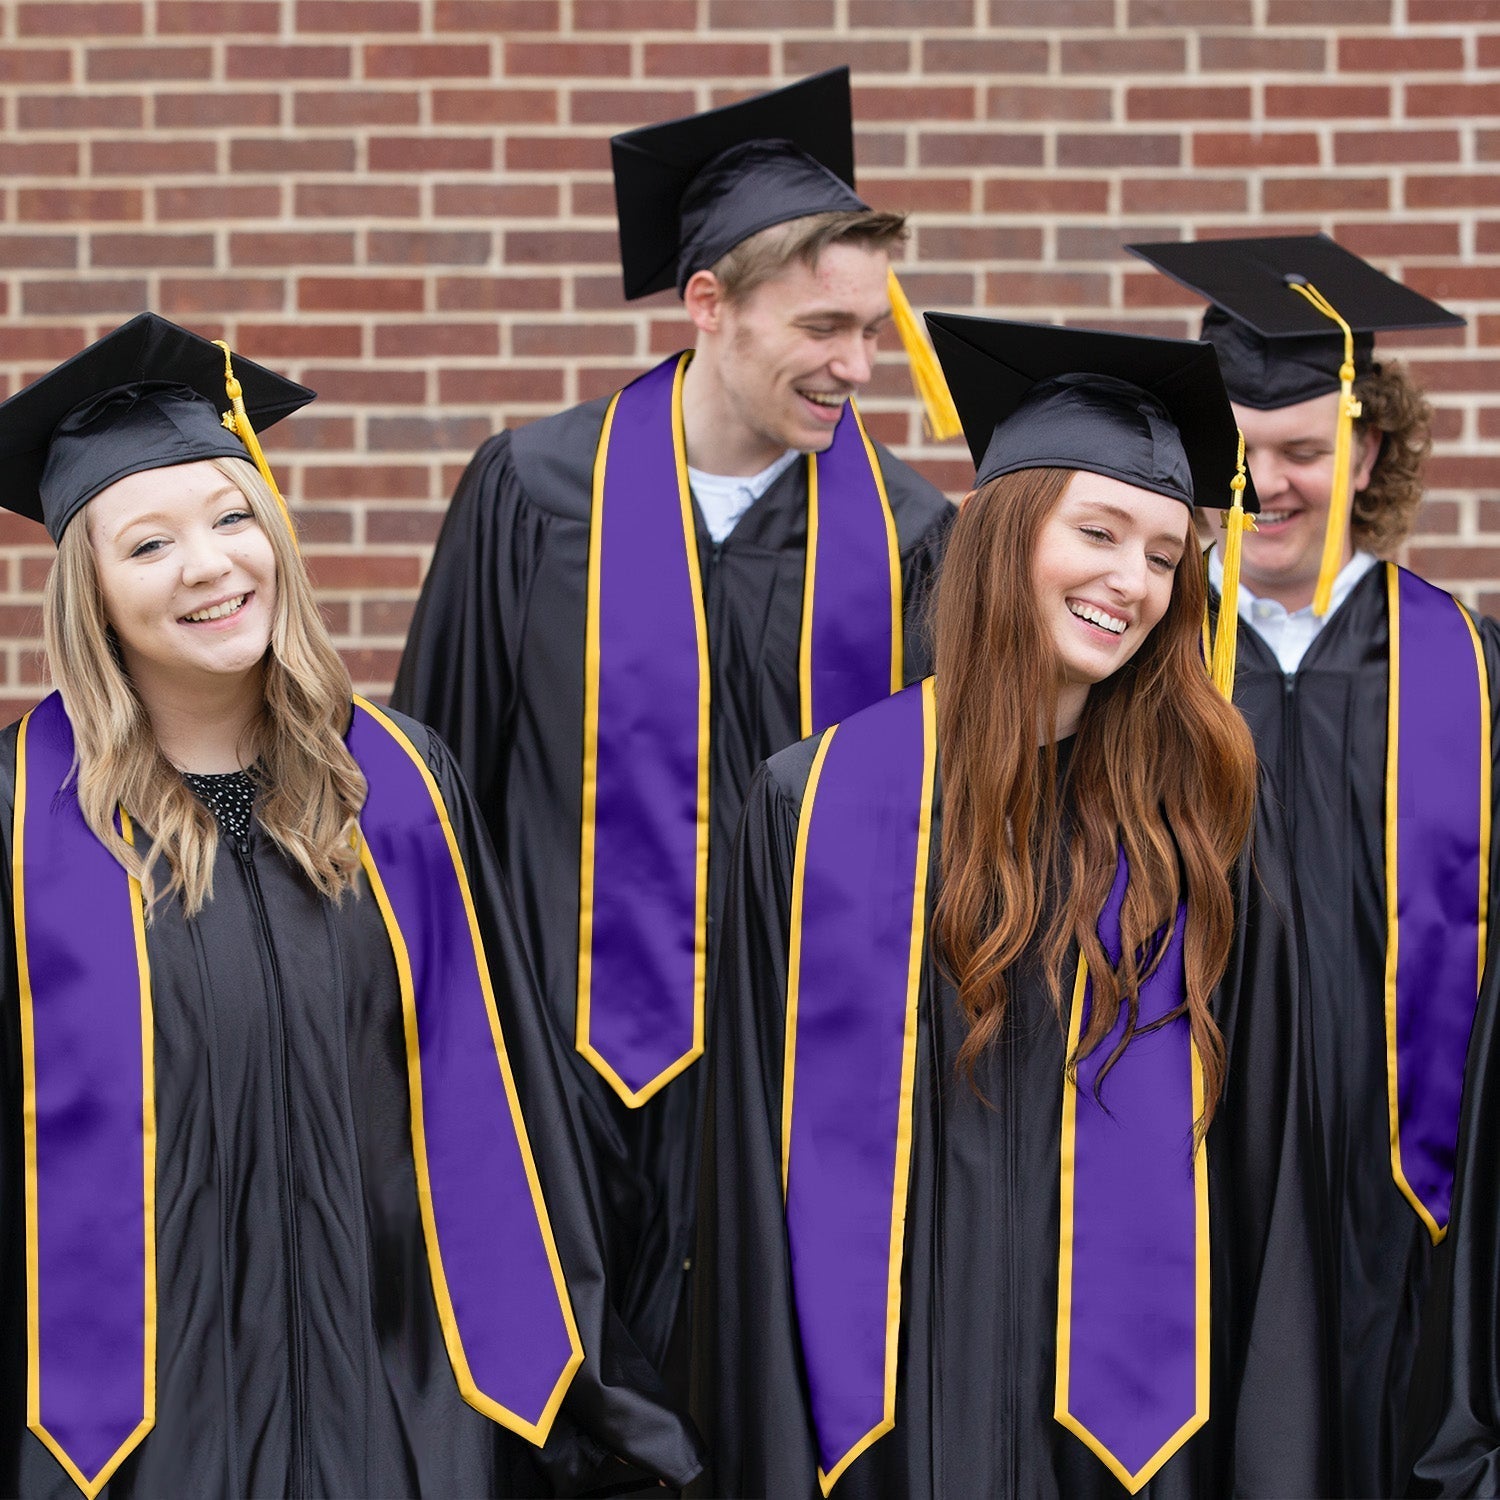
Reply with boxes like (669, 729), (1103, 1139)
(212, 338), (298, 547)
(1210, 429), (1256, 702)
(1285, 280), (1362, 617)
(886, 267), (962, 442)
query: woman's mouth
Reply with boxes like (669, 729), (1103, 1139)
(181, 593), (249, 624)
(1067, 599), (1128, 636)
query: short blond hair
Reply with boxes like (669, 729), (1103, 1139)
(710, 208), (908, 304)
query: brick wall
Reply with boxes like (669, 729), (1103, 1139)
(0, 0), (1496, 718)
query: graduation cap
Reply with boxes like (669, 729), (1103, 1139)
(0, 311), (313, 543)
(1127, 234), (1463, 614)
(926, 312), (1257, 695)
(1125, 234), (1464, 410)
(611, 69), (961, 439)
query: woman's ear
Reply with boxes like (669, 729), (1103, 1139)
(957, 488), (978, 509)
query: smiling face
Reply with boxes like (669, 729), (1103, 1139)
(1031, 471), (1191, 722)
(690, 239), (892, 469)
(1232, 392), (1381, 611)
(87, 459), (277, 701)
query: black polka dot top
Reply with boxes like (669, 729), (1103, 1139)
(182, 769), (256, 846)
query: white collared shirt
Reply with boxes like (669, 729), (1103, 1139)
(688, 449), (800, 544)
(1209, 546), (1379, 675)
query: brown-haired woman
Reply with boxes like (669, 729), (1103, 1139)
(0, 315), (702, 1499)
(691, 317), (1330, 1498)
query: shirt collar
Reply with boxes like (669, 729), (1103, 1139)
(1208, 545), (1378, 624)
(687, 446), (799, 500)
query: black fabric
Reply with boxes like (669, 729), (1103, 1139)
(0, 711), (703, 1498)
(1214, 567), (1500, 1498)
(926, 313), (1257, 514)
(390, 395), (953, 1399)
(0, 313), (313, 540)
(1200, 306), (1374, 412)
(690, 729), (1331, 1499)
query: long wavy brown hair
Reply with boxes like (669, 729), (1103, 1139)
(43, 455), (366, 918)
(931, 467), (1259, 1131)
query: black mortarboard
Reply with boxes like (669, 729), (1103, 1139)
(924, 313), (1257, 514)
(610, 68), (867, 300)
(0, 312), (313, 542)
(1126, 235), (1465, 410)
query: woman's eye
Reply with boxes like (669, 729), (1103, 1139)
(1080, 526), (1111, 543)
(217, 509), (253, 527)
(1149, 553), (1178, 572)
(129, 538), (165, 559)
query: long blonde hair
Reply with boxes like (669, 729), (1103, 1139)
(931, 468), (1259, 1132)
(42, 456), (366, 916)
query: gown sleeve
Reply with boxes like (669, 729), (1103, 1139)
(421, 722), (706, 1494)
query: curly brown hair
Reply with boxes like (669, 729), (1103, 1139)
(1351, 358), (1433, 555)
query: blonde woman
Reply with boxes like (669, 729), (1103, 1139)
(0, 315), (701, 1499)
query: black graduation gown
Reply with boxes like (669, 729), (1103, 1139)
(0, 711), (704, 1499)
(1221, 564), (1500, 1498)
(390, 393), (954, 1381)
(693, 732), (1331, 1499)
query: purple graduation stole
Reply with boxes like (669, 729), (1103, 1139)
(577, 350), (901, 1108)
(781, 680), (1206, 1494)
(15, 691), (583, 1498)
(1383, 563), (1492, 1242)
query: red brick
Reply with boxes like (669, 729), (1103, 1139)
(862, 175), (972, 213)
(432, 87), (558, 125)
(157, 1), (281, 29)
(1409, 84), (1500, 118)
(0, 234), (78, 269)
(984, 178), (1111, 214)
(0, 604), (43, 634)
(853, 0), (973, 21)
(986, 85), (1112, 122)
(1193, 132), (1320, 167)
(1058, 133), (1182, 168)
(1406, 175), (1500, 209)
(287, 508), (356, 546)
(433, 182), (559, 217)
(366, 416), (494, 453)
(295, 183), (422, 218)
(1336, 129), (1460, 165)
(93, 139), (218, 175)
(17, 93), (141, 129)
(984, 271), (1111, 306)
(1122, 271), (1206, 309)
(1411, 499), (1460, 536)
(0, 49), (70, 84)
(298, 278), (425, 313)
(504, 136), (607, 172)
(1265, 84), (1391, 119)
(1408, 546), (1500, 582)
(512, 323), (634, 356)
(1478, 405), (1500, 437)
(855, 85), (977, 122)
(369, 230), (492, 266)
(1413, 0), (1500, 18)
(160, 278), (286, 315)
(1061, 37), (1187, 74)
(227, 44), (353, 79)
(989, 0), (1110, 18)
(1127, 87), (1251, 122)
(294, 90), (421, 127)
(303, 465), (430, 501)
(231, 138), (357, 173)
(0, 325), (90, 360)
(360, 598), (417, 636)
(1481, 35), (1500, 66)
(435, 0), (560, 25)
(569, 89), (694, 127)
(298, 0), (418, 28)
(508, 41), (632, 76)
(1268, 0), (1388, 16)
(1426, 457), (1500, 488)
(642, 42), (771, 77)
(1338, 222), (1462, 257)
(261, 413), (355, 451)
(883, 271), (977, 306)
(921, 38), (1049, 74)
(855, 131), (909, 169)
(300, 368), (428, 404)
(709, 0), (834, 22)
(0, 143), (79, 175)
(1407, 267), (1500, 302)
(231, 232), (357, 266)
(1263, 177), (1390, 212)
(1475, 132), (1500, 161)
(371, 136), (494, 172)
(158, 184), (282, 220)
(1340, 35), (1464, 71)
(1128, 0), (1252, 19)
(237, 323), (365, 359)
(18, 188), (143, 223)
(570, 180), (620, 216)
(87, 46), (211, 81)
(437, 367), (567, 403)
(505, 228), (619, 265)
(307, 554), (423, 589)
(785, 40), (911, 74)
(1062, 225), (1174, 261)
(155, 92), (282, 128)
(918, 132), (1045, 168)
(366, 43), (493, 78)
(374, 322), (500, 357)
(1199, 34), (1325, 71)
(93, 232), (216, 268)
(18, 2), (142, 34)
(435, 275), (562, 312)
(23, 279), (147, 315)
(365, 509), (446, 545)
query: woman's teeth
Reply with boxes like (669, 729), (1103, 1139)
(183, 595), (246, 623)
(1068, 601), (1127, 635)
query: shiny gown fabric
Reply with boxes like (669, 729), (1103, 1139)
(391, 395), (953, 1381)
(692, 727), (1331, 1499)
(0, 712), (703, 1499)
(1220, 565), (1500, 1498)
